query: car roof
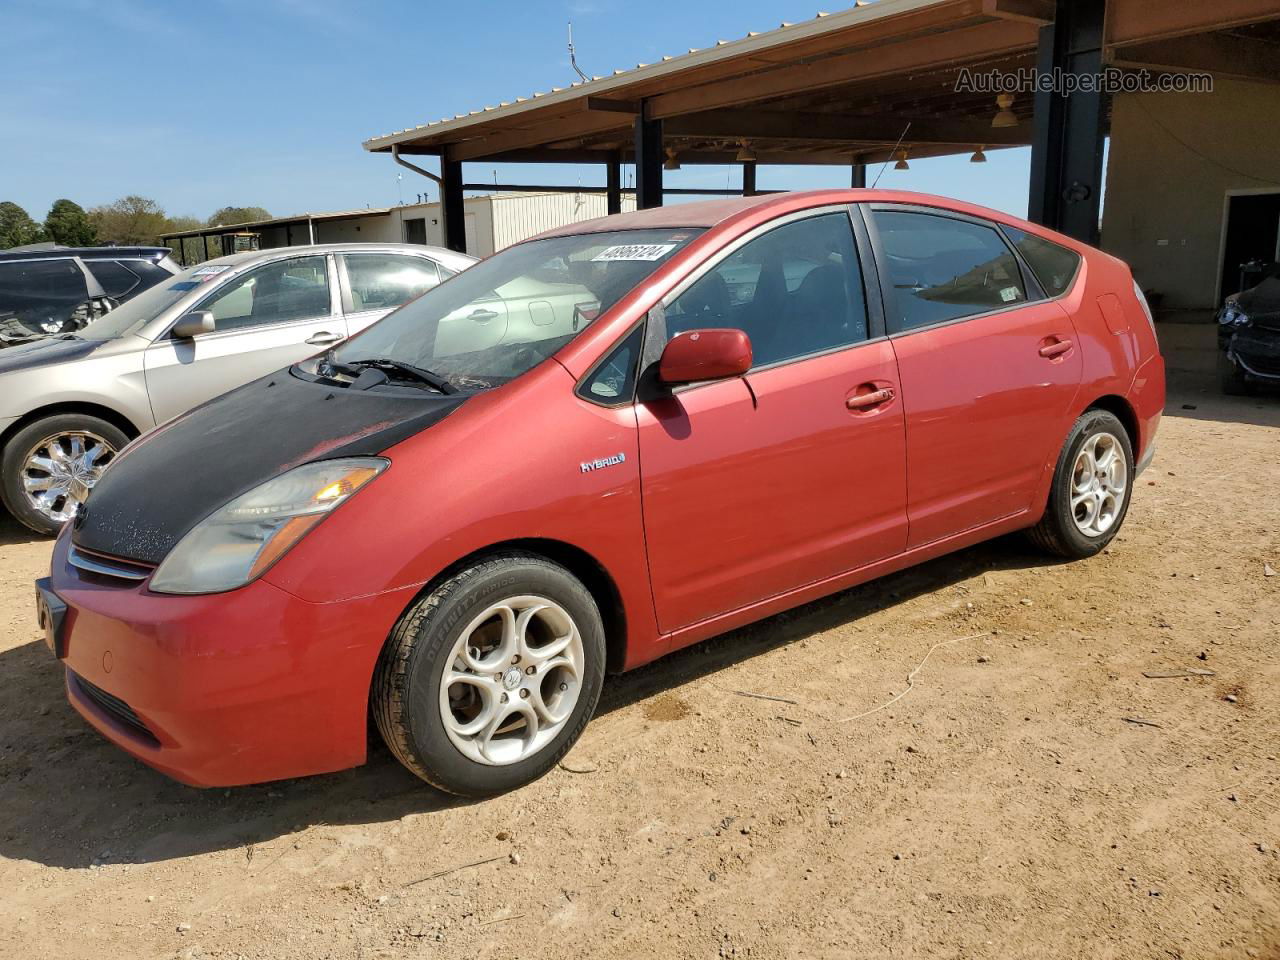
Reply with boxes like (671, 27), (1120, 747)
(192, 242), (477, 270)
(0, 245), (172, 262)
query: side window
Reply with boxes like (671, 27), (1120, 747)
(342, 253), (439, 313)
(1003, 226), (1081, 298)
(197, 256), (330, 333)
(665, 212), (868, 368)
(86, 260), (142, 300)
(578, 325), (644, 405)
(0, 259), (89, 332)
(871, 210), (1027, 333)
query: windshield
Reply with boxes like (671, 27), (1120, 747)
(78, 261), (231, 340)
(331, 228), (702, 390)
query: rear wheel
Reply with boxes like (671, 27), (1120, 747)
(372, 552), (606, 797)
(0, 414), (128, 536)
(1027, 409), (1133, 559)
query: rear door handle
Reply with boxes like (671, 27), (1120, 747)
(306, 331), (343, 346)
(1039, 338), (1073, 358)
(846, 387), (895, 410)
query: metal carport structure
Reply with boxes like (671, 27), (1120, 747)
(364, 0), (1280, 257)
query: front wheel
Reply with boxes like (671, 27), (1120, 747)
(1027, 409), (1134, 559)
(372, 552), (606, 797)
(0, 414), (128, 536)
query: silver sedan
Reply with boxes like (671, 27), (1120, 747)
(0, 243), (476, 534)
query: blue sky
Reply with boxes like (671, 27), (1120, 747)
(0, 0), (1031, 223)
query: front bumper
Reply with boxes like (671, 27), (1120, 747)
(47, 533), (419, 787)
(1226, 327), (1280, 381)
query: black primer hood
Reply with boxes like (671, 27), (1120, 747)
(0, 336), (98, 373)
(73, 371), (467, 565)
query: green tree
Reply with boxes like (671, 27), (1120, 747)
(43, 199), (97, 246)
(88, 195), (170, 246)
(161, 215), (203, 264)
(0, 201), (46, 249)
(207, 206), (271, 226)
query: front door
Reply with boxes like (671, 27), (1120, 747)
(144, 254), (346, 424)
(867, 206), (1083, 547)
(637, 209), (908, 634)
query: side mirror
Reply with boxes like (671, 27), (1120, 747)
(658, 329), (752, 386)
(171, 311), (215, 339)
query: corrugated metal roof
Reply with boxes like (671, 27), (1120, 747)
(362, 0), (949, 151)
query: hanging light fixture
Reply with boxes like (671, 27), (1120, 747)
(970, 145), (988, 163)
(992, 93), (1017, 128)
(893, 148), (910, 171)
(734, 139), (757, 162)
(664, 147), (681, 171)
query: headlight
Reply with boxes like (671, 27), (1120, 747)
(150, 457), (387, 595)
(1219, 300), (1248, 326)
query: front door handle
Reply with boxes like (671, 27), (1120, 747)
(846, 387), (895, 410)
(1039, 338), (1073, 359)
(306, 331), (343, 346)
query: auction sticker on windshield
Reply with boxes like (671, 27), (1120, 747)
(591, 243), (677, 262)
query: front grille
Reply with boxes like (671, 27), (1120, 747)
(68, 545), (154, 584)
(71, 672), (159, 746)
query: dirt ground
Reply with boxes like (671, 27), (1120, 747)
(0, 322), (1277, 960)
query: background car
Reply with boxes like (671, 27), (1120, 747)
(0, 246), (181, 344)
(0, 242), (476, 534)
(1217, 264), (1280, 394)
(40, 190), (1165, 797)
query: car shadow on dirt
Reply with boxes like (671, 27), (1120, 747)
(0, 513), (46, 548)
(0, 535), (1062, 870)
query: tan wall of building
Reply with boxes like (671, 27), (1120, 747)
(1102, 77), (1280, 311)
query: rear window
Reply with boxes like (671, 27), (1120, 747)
(0, 258), (90, 333)
(1002, 226), (1081, 298)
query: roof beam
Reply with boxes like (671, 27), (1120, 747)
(980, 0), (1055, 25)
(645, 19), (1039, 119)
(446, 111), (631, 162)
(1108, 33), (1280, 84)
(665, 108), (1032, 145)
(1107, 0), (1280, 46)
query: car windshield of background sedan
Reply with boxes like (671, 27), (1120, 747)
(77, 262), (225, 340)
(328, 228), (702, 391)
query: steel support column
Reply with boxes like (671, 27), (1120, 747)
(441, 156), (466, 253)
(742, 161), (757, 196)
(850, 160), (867, 189)
(606, 151), (622, 214)
(634, 112), (663, 209)
(1028, 0), (1107, 244)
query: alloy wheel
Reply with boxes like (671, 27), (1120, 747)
(439, 595), (585, 766)
(1069, 431), (1127, 538)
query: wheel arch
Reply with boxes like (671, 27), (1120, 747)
(1083, 394), (1140, 455)
(388, 537), (630, 675)
(0, 401), (142, 454)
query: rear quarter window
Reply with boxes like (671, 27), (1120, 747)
(1002, 226), (1082, 298)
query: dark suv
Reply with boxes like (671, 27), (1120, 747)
(0, 246), (181, 345)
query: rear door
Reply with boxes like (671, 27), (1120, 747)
(864, 205), (1082, 548)
(143, 254), (346, 423)
(637, 208), (908, 633)
(338, 252), (441, 336)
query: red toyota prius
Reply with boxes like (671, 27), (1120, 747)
(36, 190), (1164, 796)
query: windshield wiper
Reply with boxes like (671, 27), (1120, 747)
(338, 356), (458, 394)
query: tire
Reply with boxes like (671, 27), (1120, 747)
(1027, 409), (1134, 560)
(1218, 352), (1253, 396)
(0, 414), (129, 536)
(372, 552), (606, 797)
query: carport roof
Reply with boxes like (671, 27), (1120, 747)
(364, 0), (1280, 168)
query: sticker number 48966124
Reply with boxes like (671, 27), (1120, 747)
(591, 243), (677, 262)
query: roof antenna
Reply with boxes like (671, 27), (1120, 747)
(568, 22), (589, 82)
(871, 121), (912, 189)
